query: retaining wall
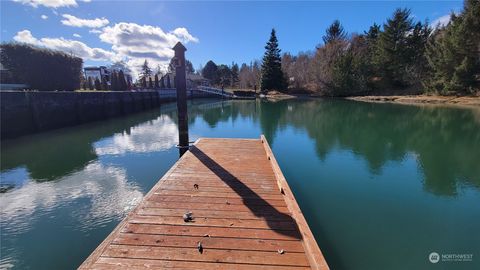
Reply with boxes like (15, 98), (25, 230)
(1, 90), (217, 139)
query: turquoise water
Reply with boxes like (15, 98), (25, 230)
(1, 98), (479, 269)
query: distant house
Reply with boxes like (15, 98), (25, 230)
(187, 73), (209, 88)
(158, 72), (208, 89)
(84, 66), (132, 86)
(84, 66), (110, 82)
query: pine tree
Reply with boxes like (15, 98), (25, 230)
(101, 78), (108, 90)
(217, 65), (231, 87)
(149, 77), (153, 88)
(231, 62), (239, 87)
(88, 76), (94, 90)
(364, 23), (382, 79)
(365, 23), (381, 41)
(142, 77), (147, 88)
(141, 59), (152, 82)
(202, 60), (218, 83)
(261, 29), (286, 91)
(186, 60), (195, 74)
(166, 75), (171, 88)
(323, 20), (347, 44)
(118, 70), (127, 91)
(111, 71), (119, 91)
(154, 74), (159, 88)
(424, 0), (480, 94)
(375, 8), (415, 86)
(94, 77), (101, 90)
(160, 76), (165, 88)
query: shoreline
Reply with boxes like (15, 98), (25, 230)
(263, 92), (480, 109)
(346, 95), (480, 109)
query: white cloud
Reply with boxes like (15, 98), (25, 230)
(99, 22), (199, 76)
(0, 163), (143, 233)
(13, 30), (38, 44)
(12, 22), (198, 79)
(14, 30), (115, 61)
(13, 0), (78, 8)
(89, 29), (102, 34)
(94, 115), (178, 155)
(41, 14), (48, 20)
(61, 14), (109, 28)
(73, 33), (82, 38)
(172, 27), (199, 43)
(431, 14), (453, 29)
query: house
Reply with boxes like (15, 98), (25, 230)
(158, 72), (208, 89)
(84, 66), (132, 86)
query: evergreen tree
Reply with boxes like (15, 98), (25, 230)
(166, 75), (171, 88)
(149, 77), (153, 88)
(365, 23), (381, 40)
(186, 60), (195, 74)
(88, 76), (94, 90)
(202, 60), (218, 83)
(154, 74), (159, 88)
(323, 20), (347, 44)
(424, 0), (480, 94)
(118, 70), (127, 91)
(111, 71), (119, 91)
(231, 62), (239, 87)
(216, 64), (232, 87)
(101, 78), (108, 90)
(375, 8), (416, 86)
(142, 77), (147, 88)
(261, 29), (286, 91)
(94, 77), (101, 90)
(141, 59), (152, 82)
(364, 23), (382, 79)
(408, 21), (431, 81)
(160, 76), (165, 88)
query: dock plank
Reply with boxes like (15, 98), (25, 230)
(79, 137), (329, 269)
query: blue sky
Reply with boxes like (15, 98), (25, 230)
(1, 0), (462, 77)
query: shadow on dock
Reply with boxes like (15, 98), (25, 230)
(189, 146), (302, 240)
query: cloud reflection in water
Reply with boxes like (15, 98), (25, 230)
(94, 115), (178, 156)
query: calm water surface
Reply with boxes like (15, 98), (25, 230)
(1, 99), (479, 269)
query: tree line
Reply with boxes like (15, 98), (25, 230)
(83, 69), (130, 91)
(227, 0), (479, 95)
(200, 60), (240, 88)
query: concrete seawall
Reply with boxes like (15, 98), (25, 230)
(1, 90), (216, 140)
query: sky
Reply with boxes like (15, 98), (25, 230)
(1, 0), (463, 78)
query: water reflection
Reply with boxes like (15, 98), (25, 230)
(0, 162), (142, 234)
(94, 115), (178, 155)
(1, 98), (479, 269)
(186, 99), (480, 196)
(180, 99), (479, 196)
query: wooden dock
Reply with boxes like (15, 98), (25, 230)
(80, 136), (329, 269)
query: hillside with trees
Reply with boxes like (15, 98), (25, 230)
(226, 0), (479, 96)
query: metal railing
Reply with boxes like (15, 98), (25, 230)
(197, 86), (235, 98)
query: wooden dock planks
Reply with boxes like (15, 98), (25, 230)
(79, 136), (329, 269)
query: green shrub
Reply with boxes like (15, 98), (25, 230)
(0, 43), (83, 91)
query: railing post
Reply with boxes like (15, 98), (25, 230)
(173, 42), (189, 156)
